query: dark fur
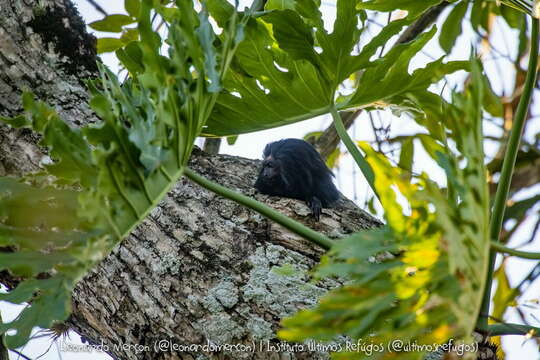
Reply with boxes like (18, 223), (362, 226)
(254, 138), (340, 220)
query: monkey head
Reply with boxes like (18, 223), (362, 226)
(254, 154), (288, 196)
(260, 155), (280, 179)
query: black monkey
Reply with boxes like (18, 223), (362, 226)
(254, 138), (340, 220)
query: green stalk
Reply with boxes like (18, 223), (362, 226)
(330, 105), (381, 203)
(477, 18), (539, 331)
(485, 323), (540, 336)
(491, 241), (540, 259)
(184, 167), (335, 250)
(0, 313), (8, 360)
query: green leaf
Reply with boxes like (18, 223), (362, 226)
(0, 276), (73, 348)
(492, 263), (518, 320)
(121, 28), (139, 44)
(125, 0), (141, 17)
(97, 37), (124, 54)
(517, 17), (529, 59)
(0, 251), (75, 277)
(116, 41), (144, 74)
(89, 14), (135, 33)
(439, 1), (469, 53)
(205, 3), (329, 135)
(346, 29), (468, 111)
(2, 93), (97, 187)
(205, 0), (462, 136)
(265, 0), (296, 10)
(206, 0), (235, 25)
(417, 133), (445, 160)
(504, 194), (540, 222)
(196, 9), (221, 92)
(399, 138), (414, 175)
(226, 135), (238, 145)
(0, 177), (87, 250)
(356, 0), (444, 19)
(263, 10), (318, 64)
(500, 4), (525, 28)
(470, 0), (492, 32)
(482, 74), (503, 117)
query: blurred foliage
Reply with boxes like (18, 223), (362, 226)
(0, 0), (248, 348)
(301, 4), (539, 353)
(279, 60), (491, 359)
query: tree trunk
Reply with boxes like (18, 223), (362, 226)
(0, 0), (99, 177)
(203, 138), (223, 154)
(70, 148), (381, 360)
(0, 1), (382, 359)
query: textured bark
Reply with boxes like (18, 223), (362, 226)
(70, 148), (381, 360)
(203, 138), (222, 155)
(0, 1), (383, 360)
(0, 0), (98, 177)
(395, 2), (449, 45)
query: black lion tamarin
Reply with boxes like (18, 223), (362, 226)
(254, 138), (340, 220)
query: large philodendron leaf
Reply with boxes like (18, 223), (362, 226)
(279, 59), (491, 359)
(203, 0), (466, 137)
(356, 0), (446, 19)
(0, 0), (248, 348)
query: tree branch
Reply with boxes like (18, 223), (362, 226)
(184, 167), (335, 250)
(203, 138), (222, 154)
(395, 2), (450, 44)
(314, 110), (360, 159)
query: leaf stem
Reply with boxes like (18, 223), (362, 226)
(477, 18), (539, 330)
(183, 167), (334, 250)
(481, 322), (540, 336)
(159, 166), (173, 182)
(107, 161), (141, 219)
(0, 313), (8, 360)
(490, 241), (540, 259)
(330, 105), (381, 203)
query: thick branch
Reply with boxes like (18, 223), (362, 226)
(313, 110), (360, 160)
(69, 148), (381, 360)
(203, 138), (222, 154)
(395, 2), (450, 44)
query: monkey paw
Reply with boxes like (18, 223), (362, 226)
(308, 197), (322, 221)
